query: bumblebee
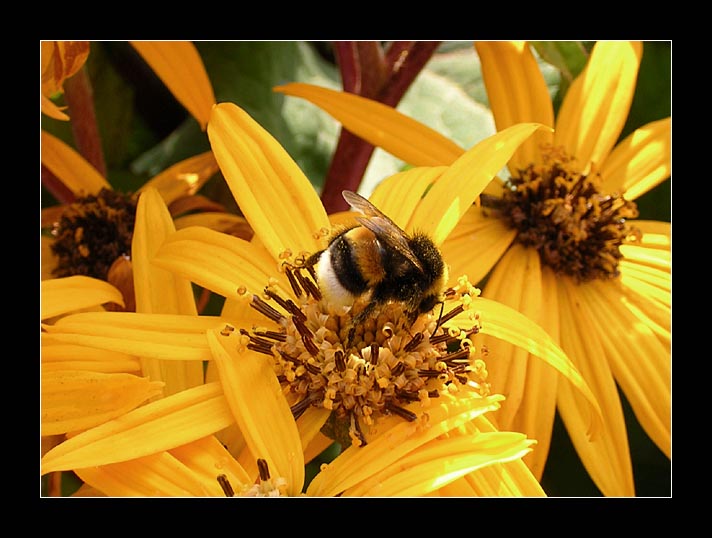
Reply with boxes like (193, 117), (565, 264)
(305, 190), (449, 329)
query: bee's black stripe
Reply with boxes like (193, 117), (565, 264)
(331, 235), (369, 295)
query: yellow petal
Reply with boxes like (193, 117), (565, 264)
(457, 292), (603, 441)
(41, 370), (163, 436)
(369, 167), (448, 230)
(132, 188), (204, 395)
(41, 130), (111, 196)
(343, 431), (534, 497)
(556, 277), (635, 496)
(41, 382), (234, 474)
(274, 82), (464, 166)
(307, 392), (503, 497)
(555, 41), (643, 172)
(139, 151), (219, 205)
(581, 281), (671, 458)
(76, 436), (251, 497)
(130, 41), (215, 130)
(207, 327), (304, 496)
(600, 117), (671, 200)
(41, 276), (124, 320)
(207, 102), (330, 261)
(411, 123), (548, 245)
(43, 312), (222, 361)
(174, 212), (252, 238)
(41, 339), (141, 373)
(475, 41), (554, 171)
(152, 226), (292, 302)
(439, 207), (517, 287)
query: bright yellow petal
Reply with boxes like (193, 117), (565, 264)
(274, 82), (465, 166)
(207, 327), (304, 496)
(475, 41), (554, 171)
(581, 281), (671, 458)
(41, 382), (234, 474)
(556, 277), (635, 496)
(139, 151), (219, 205)
(343, 431), (534, 497)
(207, 102), (330, 261)
(43, 312), (222, 361)
(439, 206), (517, 287)
(152, 226), (292, 302)
(555, 41), (643, 172)
(411, 123), (549, 245)
(307, 392), (503, 497)
(129, 41), (215, 130)
(41, 130), (110, 195)
(41, 369), (163, 436)
(600, 117), (671, 200)
(369, 167), (448, 230)
(41, 276), (124, 320)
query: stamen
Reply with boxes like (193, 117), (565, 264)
(403, 332), (424, 352)
(257, 458), (271, 481)
(217, 474), (234, 497)
(335, 350), (346, 372)
(437, 304), (465, 327)
(250, 295), (286, 323)
(283, 266), (303, 298)
(385, 401), (418, 422)
(369, 343), (379, 364)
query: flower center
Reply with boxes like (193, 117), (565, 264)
(48, 188), (137, 280)
(493, 145), (640, 282)
(242, 260), (489, 449)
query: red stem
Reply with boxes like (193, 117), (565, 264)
(63, 65), (107, 178)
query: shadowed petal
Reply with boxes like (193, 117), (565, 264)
(41, 130), (110, 195)
(139, 151), (219, 205)
(130, 41), (215, 130)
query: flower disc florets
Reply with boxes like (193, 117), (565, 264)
(491, 145), (641, 282)
(243, 257), (489, 449)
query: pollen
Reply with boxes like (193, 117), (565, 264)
(491, 145), (640, 282)
(242, 263), (488, 449)
(48, 188), (138, 280)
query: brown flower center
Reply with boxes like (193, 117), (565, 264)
(48, 188), (137, 280)
(242, 263), (489, 449)
(492, 145), (640, 282)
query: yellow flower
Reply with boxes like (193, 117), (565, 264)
(41, 100), (604, 496)
(274, 40), (671, 496)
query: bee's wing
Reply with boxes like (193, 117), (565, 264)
(343, 190), (424, 272)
